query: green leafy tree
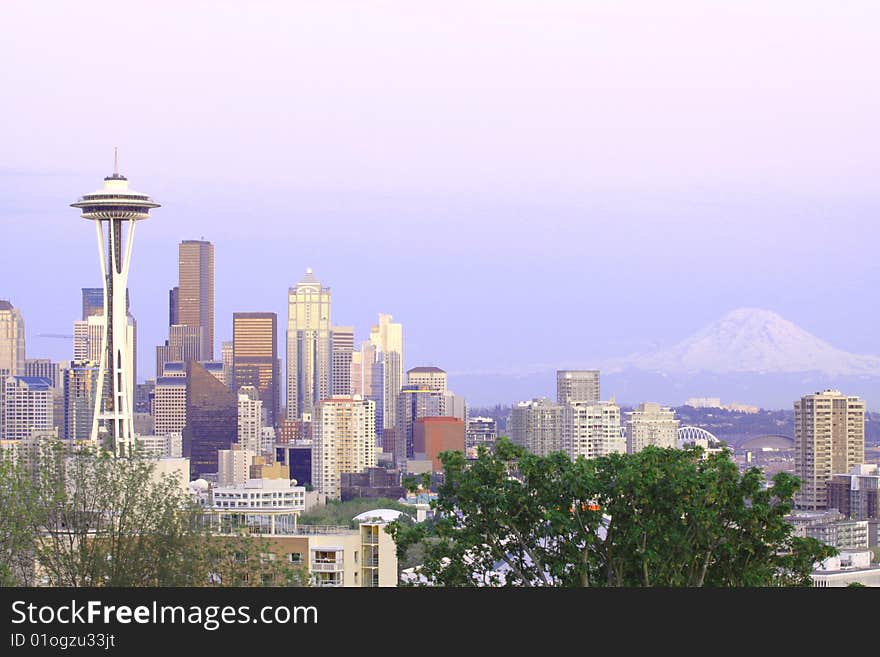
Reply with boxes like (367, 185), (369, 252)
(387, 438), (834, 587)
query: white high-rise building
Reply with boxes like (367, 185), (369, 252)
(4, 376), (53, 440)
(564, 400), (625, 460)
(795, 390), (865, 511)
(369, 314), (404, 431)
(237, 385), (263, 456)
(71, 161), (159, 456)
(313, 396), (376, 500)
(286, 269), (332, 420)
(557, 370), (600, 405)
(153, 377), (187, 437)
(218, 446), (254, 487)
(406, 366), (447, 393)
(0, 300), (25, 376)
(626, 403), (679, 454)
(509, 399), (565, 457)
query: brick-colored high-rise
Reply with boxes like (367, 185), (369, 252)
(233, 312), (280, 428)
(178, 240), (214, 360)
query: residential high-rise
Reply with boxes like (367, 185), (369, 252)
(564, 400), (624, 460)
(184, 360), (237, 479)
(509, 398), (565, 457)
(369, 314), (404, 431)
(177, 240), (214, 360)
(71, 159), (159, 455)
(62, 361), (99, 441)
(331, 326), (354, 396)
(0, 300), (25, 376)
(466, 416), (497, 456)
(312, 396), (376, 500)
(221, 341), (234, 390)
(286, 269), (331, 420)
(794, 390), (865, 511)
(827, 464), (880, 521)
(557, 370), (600, 405)
(626, 402), (679, 454)
(233, 312), (280, 428)
(4, 376), (53, 440)
(406, 366), (447, 393)
(413, 416), (465, 472)
(396, 385), (444, 465)
(237, 385), (263, 456)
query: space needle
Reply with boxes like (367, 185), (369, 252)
(71, 151), (160, 456)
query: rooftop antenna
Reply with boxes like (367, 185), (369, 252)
(113, 146), (119, 176)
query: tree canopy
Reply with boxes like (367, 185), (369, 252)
(386, 439), (833, 587)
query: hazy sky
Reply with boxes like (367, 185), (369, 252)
(2, 1), (879, 399)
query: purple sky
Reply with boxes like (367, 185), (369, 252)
(2, 2), (880, 404)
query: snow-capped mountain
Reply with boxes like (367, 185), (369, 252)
(618, 308), (880, 376)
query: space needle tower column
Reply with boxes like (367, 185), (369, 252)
(71, 151), (160, 456)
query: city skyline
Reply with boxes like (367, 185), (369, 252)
(4, 2), (880, 412)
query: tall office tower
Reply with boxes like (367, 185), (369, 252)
(177, 240), (214, 360)
(70, 158), (159, 455)
(184, 360), (237, 479)
(217, 446), (253, 487)
(794, 389), (865, 511)
(313, 396), (376, 499)
(396, 385), (444, 465)
(443, 392), (467, 422)
(168, 287), (179, 326)
(0, 300), (25, 376)
(24, 359), (60, 390)
(286, 269), (331, 420)
(331, 326), (354, 396)
(509, 399), (565, 457)
(564, 400), (624, 460)
(221, 341), (233, 390)
(0, 300), (26, 440)
(369, 314), (404, 431)
(4, 376), (53, 440)
(626, 402), (679, 454)
(466, 416), (497, 455)
(153, 376), (188, 437)
(406, 366), (447, 393)
(351, 341), (376, 397)
(81, 288), (136, 386)
(237, 385), (263, 456)
(155, 324), (203, 376)
(63, 362), (100, 441)
(233, 312), (280, 428)
(81, 288), (104, 320)
(557, 370), (600, 405)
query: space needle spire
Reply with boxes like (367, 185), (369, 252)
(71, 153), (160, 456)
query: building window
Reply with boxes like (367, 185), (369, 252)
(288, 552), (303, 564)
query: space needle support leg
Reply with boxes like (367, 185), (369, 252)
(92, 220), (109, 446)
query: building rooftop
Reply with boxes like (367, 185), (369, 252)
(407, 366), (446, 374)
(0, 300), (13, 311)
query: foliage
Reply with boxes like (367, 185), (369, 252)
(298, 497), (412, 528)
(0, 441), (308, 587)
(387, 439), (835, 587)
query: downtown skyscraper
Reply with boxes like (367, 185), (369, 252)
(286, 269), (331, 421)
(369, 313), (404, 432)
(177, 240), (214, 360)
(232, 312), (280, 428)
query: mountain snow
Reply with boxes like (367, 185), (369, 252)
(621, 308), (880, 376)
